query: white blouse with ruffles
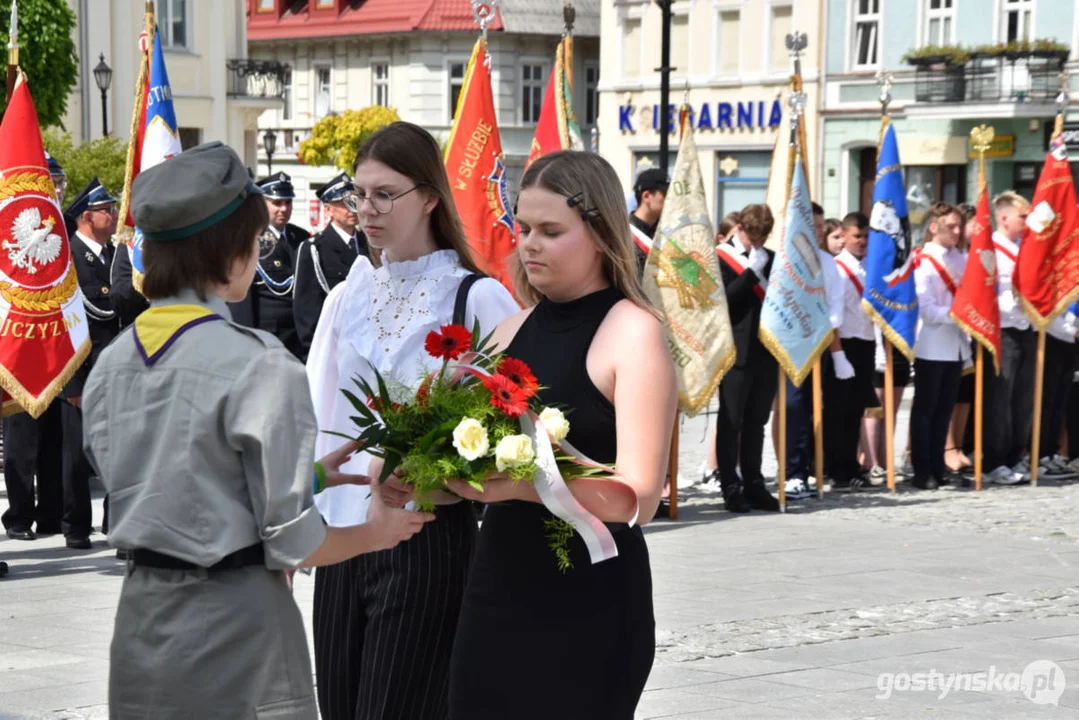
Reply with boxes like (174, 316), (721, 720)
(306, 249), (519, 526)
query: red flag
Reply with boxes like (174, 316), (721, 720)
(524, 37), (583, 170)
(443, 38), (516, 294)
(0, 75), (91, 417)
(1013, 129), (1079, 329)
(950, 182), (1001, 374)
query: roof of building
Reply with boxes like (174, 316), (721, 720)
(249, 0), (597, 40)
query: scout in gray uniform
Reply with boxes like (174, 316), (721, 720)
(81, 142), (433, 720)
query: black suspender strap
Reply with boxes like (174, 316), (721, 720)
(453, 273), (485, 327)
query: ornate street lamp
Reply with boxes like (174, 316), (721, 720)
(93, 53), (112, 136)
(264, 129), (277, 176)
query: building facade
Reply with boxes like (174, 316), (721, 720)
(60, 0), (283, 171)
(597, 0), (825, 226)
(821, 0), (1079, 242)
(247, 0), (600, 231)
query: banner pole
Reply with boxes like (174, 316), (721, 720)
(778, 367), (787, 513)
(884, 340), (896, 494)
(1031, 328), (1047, 486)
(668, 413), (679, 520)
(813, 359), (824, 498)
(975, 344), (984, 491)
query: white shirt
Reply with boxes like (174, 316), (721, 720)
(914, 242), (971, 363)
(76, 231), (104, 259)
(330, 221), (357, 248)
(834, 249), (873, 341)
(993, 231), (1030, 331)
(305, 249), (519, 526)
(1047, 312), (1078, 344)
(818, 249), (844, 331)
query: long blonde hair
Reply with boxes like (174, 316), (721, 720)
(512, 150), (656, 316)
(353, 121), (482, 274)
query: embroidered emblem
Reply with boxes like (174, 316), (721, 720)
(4, 207), (63, 274)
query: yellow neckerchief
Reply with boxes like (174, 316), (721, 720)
(133, 304), (224, 366)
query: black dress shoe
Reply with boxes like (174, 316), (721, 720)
(35, 523), (62, 536)
(720, 479), (751, 513)
(115, 549), (130, 561)
(65, 536), (92, 550)
(912, 475), (939, 490)
(744, 481), (781, 512)
(937, 474), (952, 487)
(0, 560), (8, 578)
(7, 528), (36, 541)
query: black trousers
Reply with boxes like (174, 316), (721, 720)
(59, 402), (93, 538)
(1066, 348), (1079, 459)
(983, 328), (1036, 469)
(313, 501), (476, 720)
(835, 338), (876, 482)
(786, 351), (834, 480)
(1039, 335), (1076, 458)
(1, 402), (63, 532)
(911, 359), (962, 481)
(716, 354), (778, 487)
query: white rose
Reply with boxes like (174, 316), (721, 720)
(539, 407), (570, 444)
(495, 434), (535, 472)
(452, 418), (489, 461)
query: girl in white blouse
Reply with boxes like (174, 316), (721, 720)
(305, 122), (518, 720)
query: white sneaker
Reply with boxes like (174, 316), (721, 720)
(784, 477), (813, 500)
(698, 470), (723, 493)
(868, 466), (887, 486)
(989, 465), (1024, 485)
(1039, 456), (1076, 479)
(1067, 457), (1079, 473)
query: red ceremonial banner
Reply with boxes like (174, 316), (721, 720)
(524, 37), (581, 171)
(443, 38), (516, 295)
(1013, 129), (1079, 330)
(0, 75), (90, 417)
(950, 185), (1001, 374)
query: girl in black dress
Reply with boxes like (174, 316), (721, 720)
(446, 151), (677, 719)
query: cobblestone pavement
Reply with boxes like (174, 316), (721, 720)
(3, 400), (1079, 718)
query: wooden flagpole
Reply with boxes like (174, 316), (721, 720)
(1031, 329), (1047, 486)
(778, 369), (787, 513)
(813, 359), (824, 497)
(975, 344), (984, 491)
(668, 414), (679, 519)
(884, 341), (896, 494)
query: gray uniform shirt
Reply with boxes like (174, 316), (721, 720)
(82, 290), (327, 570)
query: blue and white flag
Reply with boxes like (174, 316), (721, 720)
(862, 123), (917, 361)
(759, 155), (831, 387)
(127, 30), (182, 283)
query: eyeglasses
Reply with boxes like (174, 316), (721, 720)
(92, 205), (118, 215)
(344, 185), (423, 215)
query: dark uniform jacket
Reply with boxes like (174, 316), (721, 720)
(109, 242), (150, 329)
(65, 233), (121, 396)
(229, 222), (310, 359)
(717, 238), (775, 369)
(293, 223), (368, 360)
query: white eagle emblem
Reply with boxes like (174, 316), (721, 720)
(4, 207), (63, 274)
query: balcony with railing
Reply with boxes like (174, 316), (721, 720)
(227, 58), (289, 100)
(905, 42), (1070, 105)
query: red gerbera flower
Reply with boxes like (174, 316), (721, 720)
(367, 396), (402, 413)
(424, 324), (473, 360)
(482, 373), (529, 417)
(497, 357), (538, 399)
(416, 375), (433, 407)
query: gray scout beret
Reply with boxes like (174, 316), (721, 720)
(132, 141), (263, 243)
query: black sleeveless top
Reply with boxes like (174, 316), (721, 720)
(450, 286), (655, 720)
(503, 286), (622, 465)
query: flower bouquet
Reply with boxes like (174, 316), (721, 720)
(332, 322), (621, 570)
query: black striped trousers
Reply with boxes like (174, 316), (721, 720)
(313, 501), (476, 720)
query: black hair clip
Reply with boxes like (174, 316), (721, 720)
(566, 192), (600, 222)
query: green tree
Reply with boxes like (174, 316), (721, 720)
(299, 107), (401, 172)
(0, 0), (79, 128)
(43, 128), (128, 206)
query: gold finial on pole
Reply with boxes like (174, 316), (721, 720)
(563, 3), (575, 37)
(1056, 70), (1070, 135)
(971, 124), (995, 186)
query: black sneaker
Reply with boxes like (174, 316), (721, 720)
(831, 477), (860, 491)
(912, 475), (939, 490)
(65, 536), (92, 550)
(0, 561), (7, 578)
(744, 481), (780, 512)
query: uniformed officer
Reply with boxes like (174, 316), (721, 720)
(80, 140), (431, 719)
(293, 171), (368, 359)
(0, 153), (68, 542)
(60, 178), (122, 549)
(229, 171), (310, 358)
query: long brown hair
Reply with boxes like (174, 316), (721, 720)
(512, 150), (656, 315)
(352, 122), (481, 274)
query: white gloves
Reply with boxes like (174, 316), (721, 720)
(832, 350), (855, 380)
(748, 246), (769, 278)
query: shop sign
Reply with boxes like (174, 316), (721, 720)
(1058, 122), (1079, 152)
(967, 134), (1015, 159)
(618, 100), (782, 133)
